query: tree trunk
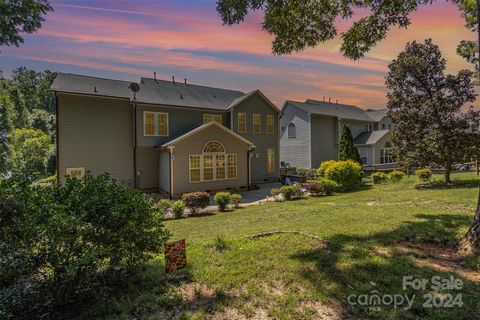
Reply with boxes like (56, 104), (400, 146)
(444, 163), (451, 184)
(460, 187), (480, 254)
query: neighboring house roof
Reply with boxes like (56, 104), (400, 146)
(51, 73), (277, 112)
(283, 100), (375, 122)
(365, 108), (388, 121)
(159, 121), (255, 148)
(50, 73), (133, 99)
(354, 129), (390, 145)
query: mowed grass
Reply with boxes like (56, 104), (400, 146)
(83, 173), (480, 320)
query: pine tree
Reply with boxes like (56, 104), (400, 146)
(338, 124), (361, 163)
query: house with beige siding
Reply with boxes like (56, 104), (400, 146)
(51, 73), (280, 196)
(280, 99), (395, 169)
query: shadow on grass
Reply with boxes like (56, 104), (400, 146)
(291, 213), (479, 319)
(415, 179), (480, 190)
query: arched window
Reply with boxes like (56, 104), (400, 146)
(189, 140), (237, 182)
(203, 141), (225, 153)
(288, 123), (296, 138)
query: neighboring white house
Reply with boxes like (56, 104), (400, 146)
(280, 99), (395, 168)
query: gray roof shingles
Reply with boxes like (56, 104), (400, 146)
(354, 129), (390, 145)
(51, 73), (247, 111)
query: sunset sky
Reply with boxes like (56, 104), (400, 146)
(0, 0), (477, 109)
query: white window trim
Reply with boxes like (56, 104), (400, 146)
(267, 115), (275, 135)
(238, 113), (247, 133)
(253, 114), (261, 134)
(143, 111), (169, 137)
(66, 167), (85, 179)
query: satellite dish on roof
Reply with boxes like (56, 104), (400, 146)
(129, 83), (140, 93)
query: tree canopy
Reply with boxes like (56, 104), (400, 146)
(217, 0), (472, 60)
(386, 39), (480, 183)
(0, 0), (53, 47)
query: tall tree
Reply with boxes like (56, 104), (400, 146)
(11, 67), (56, 112)
(338, 124), (361, 163)
(217, 0), (474, 59)
(386, 39), (480, 184)
(0, 0), (53, 47)
(0, 90), (14, 174)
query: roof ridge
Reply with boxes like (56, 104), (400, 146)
(58, 72), (134, 84)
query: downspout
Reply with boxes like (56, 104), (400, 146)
(55, 92), (60, 183)
(247, 146), (255, 190)
(131, 99), (138, 188)
(168, 146), (174, 199)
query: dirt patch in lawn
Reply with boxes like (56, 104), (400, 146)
(395, 242), (480, 283)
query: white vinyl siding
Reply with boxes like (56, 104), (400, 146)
(143, 111), (168, 136)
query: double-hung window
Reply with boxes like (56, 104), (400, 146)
(144, 111), (168, 136)
(267, 115), (274, 134)
(238, 113), (247, 133)
(253, 114), (261, 134)
(203, 114), (223, 124)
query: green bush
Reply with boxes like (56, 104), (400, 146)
(302, 181), (323, 196)
(388, 170), (405, 183)
(318, 178), (337, 196)
(316, 160), (337, 178)
(371, 172), (388, 184)
(182, 191), (210, 214)
(230, 194), (242, 208)
(322, 160), (363, 191)
(214, 192), (231, 211)
(415, 168), (433, 182)
(171, 200), (185, 219)
(0, 174), (170, 319)
(37, 175), (57, 184)
(296, 168), (317, 178)
(271, 188), (281, 201)
(279, 185), (304, 200)
(155, 198), (172, 217)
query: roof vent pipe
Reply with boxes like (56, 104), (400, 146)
(323, 96), (325, 102)
(94, 86), (97, 93)
(336, 99), (338, 104)
(329, 97), (331, 103)
(184, 78), (187, 86)
(172, 76), (175, 84)
(154, 72), (157, 81)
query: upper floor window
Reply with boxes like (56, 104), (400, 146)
(382, 123), (386, 130)
(288, 123), (296, 138)
(267, 115), (275, 134)
(144, 111), (168, 136)
(365, 124), (373, 132)
(238, 113), (247, 133)
(253, 114), (261, 134)
(203, 114), (222, 124)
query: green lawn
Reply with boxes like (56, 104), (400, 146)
(81, 173), (480, 320)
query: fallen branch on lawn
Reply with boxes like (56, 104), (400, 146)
(248, 231), (327, 243)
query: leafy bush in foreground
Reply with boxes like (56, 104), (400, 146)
(302, 181), (323, 196)
(182, 191), (210, 214)
(415, 169), (433, 182)
(0, 174), (170, 319)
(371, 172), (388, 184)
(317, 178), (337, 196)
(171, 200), (185, 218)
(214, 192), (231, 211)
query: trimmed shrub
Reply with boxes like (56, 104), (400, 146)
(415, 169), (433, 182)
(230, 194), (242, 208)
(371, 172), (388, 184)
(388, 170), (405, 183)
(171, 200), (185, 218)
(0, 174), (169, 319)
(317, 160), (337, 178)
(182, 191), (210, 214)
(318, 178), (337, 196)
(214, 192), (231, 211)
(279, 185), (303, 200)
(323, 160), (363, 191)
(302, 181), (323, 196)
